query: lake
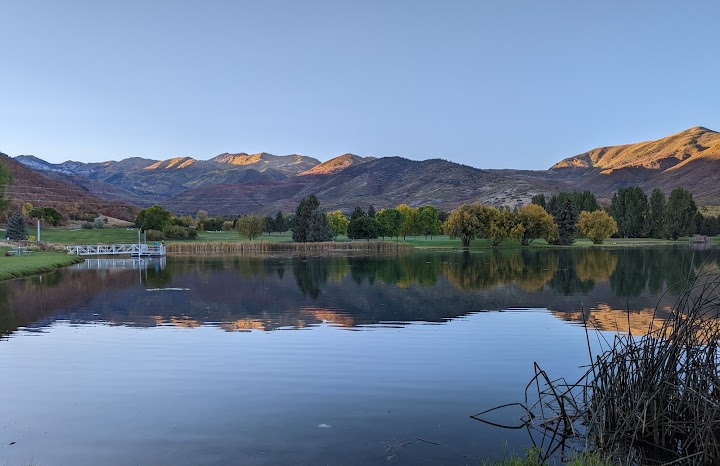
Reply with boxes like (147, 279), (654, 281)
(0, 247), (716, 465)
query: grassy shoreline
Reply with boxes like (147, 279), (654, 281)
(0, 247), (83, 281)
(22, 227), (717, 250)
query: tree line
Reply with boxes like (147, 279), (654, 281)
(133, 185), (717, 245)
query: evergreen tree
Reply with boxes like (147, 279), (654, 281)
(555, 198), (578, 245)
(574, 191), (599, 213)
(292, 195), (321, 242)
(6, 212), (28, 240)
(264, 216), (274, 235)
(700, 215), (720, 237)
(666, 188), (697, 240)
(531, 194), (547, 210)
(367, 205), (376, 219)
(350, 206), (365, 220)
(648, 188), (667, 238)
(274, 211), (286, 233)
(609, 187), (649, 238)
(547, 191), (598, 219)
(694, 212), (704, 237)
(306, 209), (334, 242)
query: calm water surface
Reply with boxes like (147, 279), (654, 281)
(0, 248), (716, 465)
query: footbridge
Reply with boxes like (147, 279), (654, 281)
(66, 243), (165, 257)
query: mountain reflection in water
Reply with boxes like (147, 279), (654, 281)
(2, 247), (717, 338)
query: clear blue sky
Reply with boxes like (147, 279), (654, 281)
(1, 1), (718, 169)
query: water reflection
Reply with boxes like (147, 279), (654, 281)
(1, 247), (718, 338)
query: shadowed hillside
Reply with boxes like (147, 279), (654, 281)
(0, 153), (138, 221)
(11, 126), (720, 213)
(164, 156), (559, 215)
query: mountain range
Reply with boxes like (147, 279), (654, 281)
(4, 126), (719, 217)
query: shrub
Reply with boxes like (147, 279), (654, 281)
(146, 229), (164, 241)
(161, 225), (197, 240)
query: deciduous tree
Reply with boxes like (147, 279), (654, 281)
(396, 204), (417, 240)
(136, 205), (173, 231)
(487, 208), (523, 246)
(326, 210), (349, 239)
(236, 215), (265, 241)
(416, 205), (441, 239)
(375, 208), (403, 240)
(577, 210), (618, 244)
(516, 204), (555, 246)
(443, 204), (484, 248)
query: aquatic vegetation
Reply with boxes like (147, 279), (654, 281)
(475, 260), (720, 465)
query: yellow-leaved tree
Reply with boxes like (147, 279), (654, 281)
(577, 210), (618, 244)
(444, 203), (487, 247)
(326, 210), (349, 239)
(516, 204), (555, 246)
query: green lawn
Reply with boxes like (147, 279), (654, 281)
(37, 228), (141, 244)
(33, 228), (297, 244)
(9, 227), (713, 249)
(0, 247), (83, 281)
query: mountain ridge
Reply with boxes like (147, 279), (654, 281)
(8, 126), (720, 215)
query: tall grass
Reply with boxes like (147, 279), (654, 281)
(474, 262), (720, 465)
(166, 240), (412, 255)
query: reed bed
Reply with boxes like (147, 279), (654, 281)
(166, 240), (412, 255)
(474, 266), (720, 465)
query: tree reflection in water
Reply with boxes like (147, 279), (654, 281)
(1, 247), (717, 336)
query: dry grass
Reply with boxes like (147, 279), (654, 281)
(166, 240), (412, 255)
(474, 260), (720, 465)
(700, 205), (720, 217)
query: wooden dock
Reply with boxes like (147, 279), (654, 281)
(66, 243), (166, 257)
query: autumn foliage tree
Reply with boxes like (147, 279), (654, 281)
(443, 204), (486, 248)
(487, 208), (524, 246)
(396, 204), (417, 239)
(577, 210), (618, 244)
(516, 204), (555, 246)
(326, 210), (349, 239)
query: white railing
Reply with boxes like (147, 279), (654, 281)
(72, 257), (167, 270)
(66, 244), (165, 257)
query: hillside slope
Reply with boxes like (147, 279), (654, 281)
(298, 154), (371, 175)
(1, 154), (138, 221)
(164, 157), (559, 215)
(16, 152), (314, 205)
(547, 127), (720, 203)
